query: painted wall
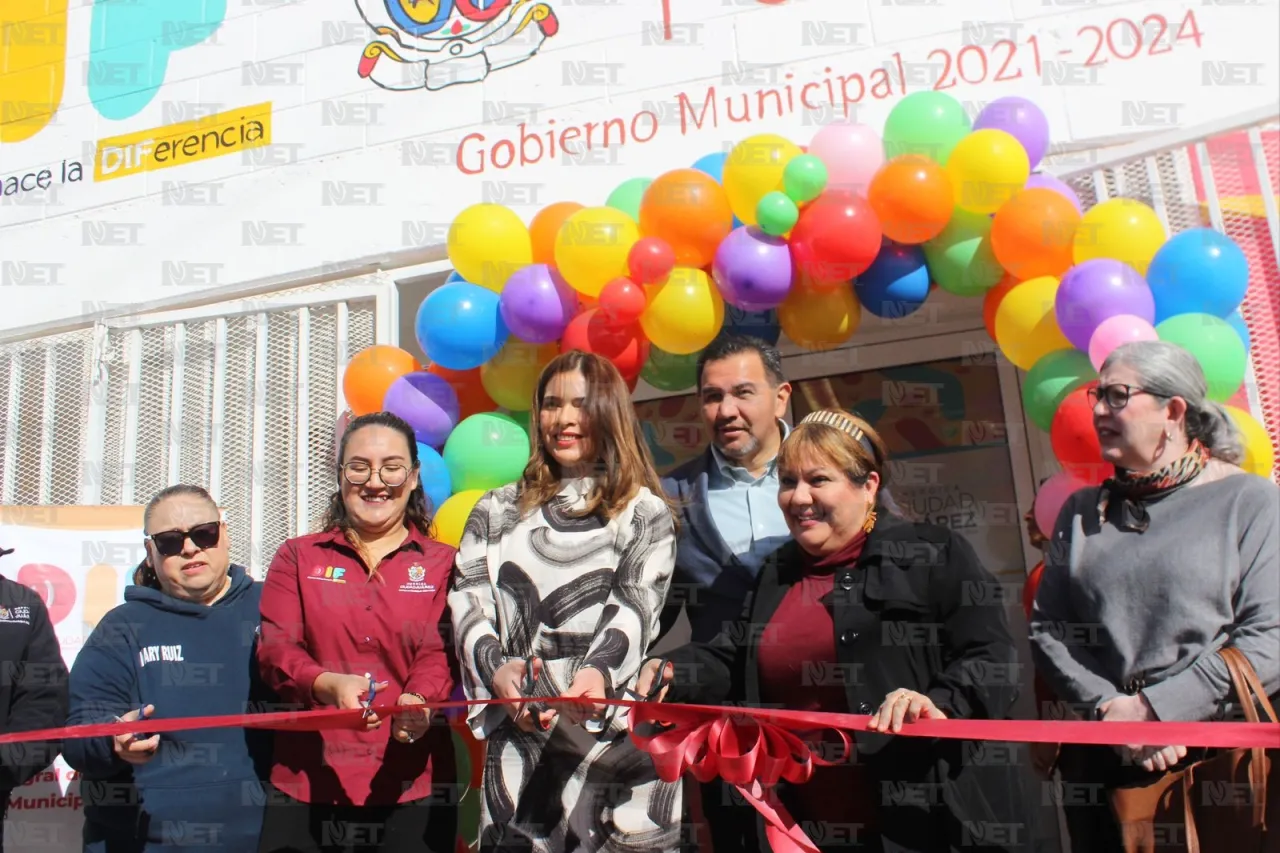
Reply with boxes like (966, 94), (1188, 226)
(1, 0), (1277, 333)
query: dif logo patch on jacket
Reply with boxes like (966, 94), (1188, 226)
(308, 565), (348, 583)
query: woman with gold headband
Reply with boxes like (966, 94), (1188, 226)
(637, 410), (1039, 853)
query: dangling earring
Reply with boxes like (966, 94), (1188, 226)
(862, 502), (878, 535)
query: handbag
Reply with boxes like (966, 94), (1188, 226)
(1110, 646), (1279, 853)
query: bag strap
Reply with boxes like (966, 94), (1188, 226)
(1218, 646), (1272, 829)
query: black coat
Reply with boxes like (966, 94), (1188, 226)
(662, 513), (1046, 853)
(0, 576), (70, 817)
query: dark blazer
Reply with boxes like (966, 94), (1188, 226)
(662, 512), (1045, 853)
(659, 450), (761, 645)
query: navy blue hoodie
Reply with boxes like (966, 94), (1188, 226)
(63, 566), (272, 853)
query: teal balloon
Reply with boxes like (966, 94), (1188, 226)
(883, 90), (972, 164)
(922, 208), (1003, 297)
(1155, 314), (1248, 402)
(606, 177), (652, 221)
(756, 191), (799, 237)
(1023, 349), (1096, 432)
(642, 347), (699, 392)
(783, 154), (829, 204)
(442, 412), (530, 492)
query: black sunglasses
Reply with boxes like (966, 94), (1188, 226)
(148, 521), (221, 558)
(1087, 383), (1159, 411)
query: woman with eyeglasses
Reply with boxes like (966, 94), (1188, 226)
(256, 411), (458, 853)
(63, 484), (273, 853)
(448, 350), (681, 853)
(1030, 340), (1280, 851)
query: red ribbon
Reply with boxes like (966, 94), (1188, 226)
(4, 698), (1276, 853)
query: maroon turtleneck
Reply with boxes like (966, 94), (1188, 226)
(758, 531), (879, 835)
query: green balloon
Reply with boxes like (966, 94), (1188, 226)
(783, 154), (829, 204)
(642, 347), (699, 392)
(922, 208), (1003, 297)
(1155, 314), (1247, 402)
(1023, 349), (1096, 432)
(757, 191), (799, 237)
(883, 90), (972, 164)
(443, 412), (529, 492)
(606, 177), (652, 221)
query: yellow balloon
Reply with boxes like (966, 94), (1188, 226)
(446, 204), (533, 292)
(945, 129), (1031, 215)
(993, 275), (1071, 371)
(1226, 405), (1276, 479)
(723, 134), (804, 226)
(778, 283), (861, 350)
(640, 268), (725, 355)
(480, 341), (558, 412)
(432, 489), (486, 548)
(553, 206), (640, 298)
(1072, 198), (1167, 275)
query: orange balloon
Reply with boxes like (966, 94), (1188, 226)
(529, 201), (584, 266)
(867, 154), (954, 244)
(991, 188), (1081, 280)
(983, 274), (1021, 340)
(425, 363), (496, 421)
(343, 345), (418, 416)
(638, 168), (734, 269)
(778, 278), (861, 350)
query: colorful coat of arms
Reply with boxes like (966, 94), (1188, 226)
(354, 0), (559, 91)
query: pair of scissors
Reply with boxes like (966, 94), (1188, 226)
(520, 657), (553, 733)
(362, 673), (379, 720)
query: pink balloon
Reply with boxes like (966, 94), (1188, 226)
(1087, 314), (1159, 371)
(1034, 470), (1092, 539)
(807, 122), (885, 197)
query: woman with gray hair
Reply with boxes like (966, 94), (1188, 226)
(1029, 340), (1279, 851)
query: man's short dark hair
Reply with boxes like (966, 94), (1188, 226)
(696, 333), (787, 390)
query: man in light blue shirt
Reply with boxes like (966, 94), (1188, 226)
(659, 333), (793, 642)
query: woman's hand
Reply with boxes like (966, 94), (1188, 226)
(563, 666), (609, 728)
(392, 694), (430, 745)
(867, 689), (947, 734)
(313, 672), (390, 730)
(1098, 694), (1186, 772)
(634, 659), (673, 703)
(491, 658), (556, 733)
(113, 705), (160, 765)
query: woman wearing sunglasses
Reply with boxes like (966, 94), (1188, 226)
(1030, 340), (1280, 851)
(256, 411), (457, 853)
(63, 484), (273, 853)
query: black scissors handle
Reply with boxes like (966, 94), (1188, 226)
(521, 656), (552, 733)
(625, 657), (672, 703)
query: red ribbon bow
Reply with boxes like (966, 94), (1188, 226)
(629, 702), (851, 853)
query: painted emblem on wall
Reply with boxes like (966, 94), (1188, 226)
(354, 0), (559, 92)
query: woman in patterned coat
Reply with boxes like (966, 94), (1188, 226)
(449, 350), (682, 853)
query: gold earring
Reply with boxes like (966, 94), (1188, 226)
(862, 503), (878, 535)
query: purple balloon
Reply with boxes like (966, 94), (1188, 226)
(1025, 172), (1083, 214)
(1055, 259), (1155, 352)
(712, 226), (794, 312)
(974, 96), (1051, 169)
(499, 264), (578, 344)
(382, 372), (461, 449)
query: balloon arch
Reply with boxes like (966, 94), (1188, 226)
(339, 90), (1275, 546)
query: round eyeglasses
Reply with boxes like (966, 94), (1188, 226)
(340, 463), (411, 487)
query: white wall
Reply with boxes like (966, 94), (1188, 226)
(2, 0), (1277, 335)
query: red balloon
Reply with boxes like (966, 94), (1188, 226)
(789, 190), (883, 283)
(1050, 385), (1108, 484)
(598, 277), (648, 326)
(560, 308), (650, 382)
(628, 237), (676, 285)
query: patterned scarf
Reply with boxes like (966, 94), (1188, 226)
(1096, 440), (1210, 533)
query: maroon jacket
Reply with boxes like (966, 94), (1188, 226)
(257, 525), (457, 806)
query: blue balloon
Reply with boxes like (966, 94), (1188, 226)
(692, 151), (727, 182)
(445, 271), (469, 285)
(416, 443), (452, 512)
(854, 241), (931, 318)
(1226, 309), (1252, 353)
(415, 282), (509, 370)
(1147, 228), (1249, 322)
(724, 307), (782, 345)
